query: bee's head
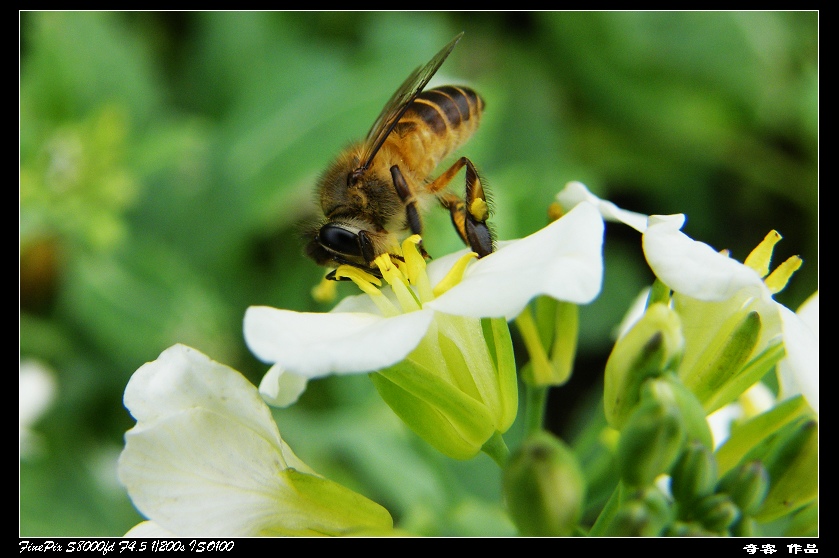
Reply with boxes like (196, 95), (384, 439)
(304, 222), (378, 276)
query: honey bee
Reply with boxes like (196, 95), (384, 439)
(305, 32), (493, 279)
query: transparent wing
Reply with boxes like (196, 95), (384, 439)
(356, 32), (464, 172)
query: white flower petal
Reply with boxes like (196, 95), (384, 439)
(19, 359), (57, 429)
(643, 214), (764, 301)
(428, 202), (604, 319)
(124, 345), (313, 474)
(331, 292), (381, 314)
(19, 359), (58, 459)
(707, 403), (743, 449)
(797, 290), (819, 336)
(556, 181), (649, 232)
(124, 521), (177, 537)
(124, 345), (281, 447)
(244, 306), (434, 377)
(778, 292), (819, 414)
(259, 364), (308, 408)
(119, 408), (300, 537)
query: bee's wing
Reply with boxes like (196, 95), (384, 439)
(357, 32), (464, 171)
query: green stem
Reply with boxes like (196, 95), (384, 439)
(481, 431), (510, 468)
(524, 383), (549, 437)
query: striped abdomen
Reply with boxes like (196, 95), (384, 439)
(388, 85), (485, 180)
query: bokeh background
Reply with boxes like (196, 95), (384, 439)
(20, 11), (818, 536)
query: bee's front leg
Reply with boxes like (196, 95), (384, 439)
(391, 165), (423, 236)
(391, 165), (430, 259)
(430, 157), (494, 258)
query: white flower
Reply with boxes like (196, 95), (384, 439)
(117, 344), (393, 537)
(19, 359), (57, 460)
(245, 201), (604, 460)
(557, 181), (818, 415)
(245, 201), (604, 398)
(777, 291), (819, 414)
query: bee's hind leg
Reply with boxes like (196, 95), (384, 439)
(431, 157), (494, 258)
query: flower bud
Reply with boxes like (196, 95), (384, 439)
(669, 441), (717, 505)
(784, 501), (818, 537)
(694, 493), (740, 533)
(603, 488), (671, 537)
(661, 374), (714, 449)
(682, 309), (762, 413)
(502, 432), (585, 536)
(715, 394), (810, 475)
(730, 516), (757, 537)
(666, 520), (718, 536)
(604, 303), (684, 429)
(716, 460), (769, 516)
(618, 388), (686, 487)
(751, 417), (818, 522)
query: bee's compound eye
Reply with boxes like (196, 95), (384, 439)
(319, 224), (362, 257)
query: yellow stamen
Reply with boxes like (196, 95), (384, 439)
(764, 255), (803, 295)
(311, 275), (338, 303)
(744, 230), (782, 278)
(547, 201), (564, 223)
(334, 265), (382, 291)
(375, 254), (421, 312)
(334, 265), (399, 317)
(469, 198), (489, 222)
(433, 252), (478, 298)
(402, 235), (434, 302)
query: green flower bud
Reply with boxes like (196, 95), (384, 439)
(638, 485), (671, 523)
(694, 493), (740, 533)
(701, 340), (784, 415)
(502, 431), (585, 536)
(662, 375), (714, 449)
(681, 309), (762, 413)
(716, 460), (769, 516)
(602, 502), (650, 537)
(618, 388), (687, 487)
(730, 516), (757, 537)
(751, 417), (818, 522)
(784, 501), (818, 537)
(716, 394), (811, 476)
(603, 488), (671, 537)
(666, 520), (718, 536)
(604, 303), (684, 429)
(670, 441), (718, 505)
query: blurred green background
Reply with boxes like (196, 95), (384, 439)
(20, 11), (817, 537)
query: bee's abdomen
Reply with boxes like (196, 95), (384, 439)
(393, 86), (484, 171)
